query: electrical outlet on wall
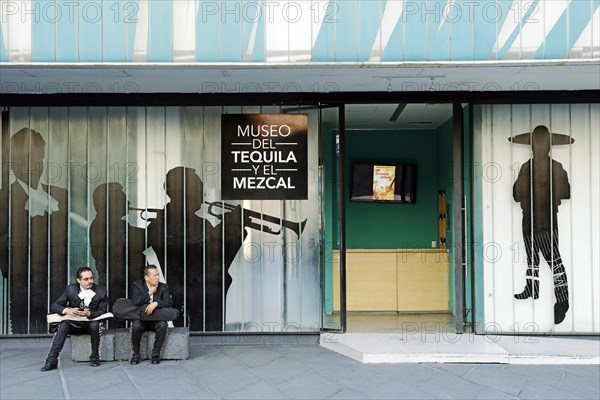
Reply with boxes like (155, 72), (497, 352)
(431, 241), (436, 248)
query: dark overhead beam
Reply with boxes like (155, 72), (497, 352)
(1, 90), (599, 107)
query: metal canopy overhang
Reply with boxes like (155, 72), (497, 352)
(1, 60), (599, 101)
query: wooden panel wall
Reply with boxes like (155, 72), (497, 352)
(332, 249), (449, 312)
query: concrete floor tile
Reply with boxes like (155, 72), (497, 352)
(556, 369), (600, 399)
(231, 347), (284, 368)
(518, 381), (596, 400)
(84, 380), (143, 400)
(363, 379), (437, 400)
(175, 387), (220, 400)
(329, 387), (369, 399)
(417, 370), (490, 399)
(277, 372), (344, 399)
(0, 381), (65, 400)
(473, 389), (518, 399)
(223, 379), (290, 399)
(462, 364), (527, 396)
(250, 356), (312, 385)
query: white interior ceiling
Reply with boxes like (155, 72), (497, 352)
(1, 60), (596, 129)
(344, 103), (453, 130)
(1, 60), (598, 93)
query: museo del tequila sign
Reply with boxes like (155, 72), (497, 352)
(221, 114), (308, 200)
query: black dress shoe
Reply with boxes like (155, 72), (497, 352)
(90, 360), (100, 367)
(40, 363), (57, 372)
(151, 359), (160, 365)
(130, 355), (140, 365)
(554, 301), (570, 324)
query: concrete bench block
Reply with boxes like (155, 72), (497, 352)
(70, 330), (115, 362)
(145, 327), (189, 360)
(72, 327), (189, 361)
(114, 328), (148, 361)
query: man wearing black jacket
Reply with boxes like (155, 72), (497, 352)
(41, 267), (108, 371)
(130, 265), (173, 365)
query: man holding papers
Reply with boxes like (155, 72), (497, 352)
(41, 267), (108, 371)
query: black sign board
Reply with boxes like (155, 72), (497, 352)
(222, 114), (308, 200)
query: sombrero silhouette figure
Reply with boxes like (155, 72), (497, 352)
(509, 124), (574, 147)
(509, 125), (573, 325)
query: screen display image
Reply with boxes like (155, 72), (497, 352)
(351, 163), (417, 204)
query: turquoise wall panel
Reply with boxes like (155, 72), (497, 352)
(149, 0), (173, 61)
(220, 1), (243, 61)
(79, 1), (102, 61)
(451, 0), (475, 61)
(427, 0), (451, 61)
(0, 23), (6, 61)
(32, 0), (55, 61)
(55, 0), (78, 61)
(335, 0), (358, 61)
(126, 4), (137, 61)
(536, 0), (600, 59)
(313, 1), (336, 61)
(196, 0), (220, 61)
(496, 0), (541, 60)
(3, 0), (598, 63)
(250, 5), (265, 62)
(102, 0), (128, 61)
(474, 0), (513, 60)
(404, 2), (427, 60)
(381, 13), (404, 61)
(242, 1), (264, 61)
(357, 0), (383, 61)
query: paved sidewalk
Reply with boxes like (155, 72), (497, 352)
(1, 336), (599, 400)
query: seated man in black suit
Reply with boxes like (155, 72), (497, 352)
(130, 265), (173, 365)
(41, 267), (108, 371)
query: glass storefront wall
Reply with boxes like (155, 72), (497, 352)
(476, 104), (600, 334)
(0, 106), (322, 335)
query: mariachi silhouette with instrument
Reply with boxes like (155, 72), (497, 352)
(119, 166), (306, 331)
(510, 125), (573, 325)
(0, 128), (69, 334)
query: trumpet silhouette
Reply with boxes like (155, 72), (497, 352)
(128, 207), (161, 221)
(207, 201), (307, 239)
(128, 202), (307, 238)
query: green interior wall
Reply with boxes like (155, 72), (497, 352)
(323, 117), (459, 313)
(344, 129), (440, 248)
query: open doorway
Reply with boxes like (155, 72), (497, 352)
(323, 103), (470, 334)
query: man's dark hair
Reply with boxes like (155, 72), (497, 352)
(76, 266), (93, 279)
(144, 265), (158, 276)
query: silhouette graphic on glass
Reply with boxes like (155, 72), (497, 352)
(90, 182), (146, 328)
(147, 167), (248, 331)
(510, 125), (573, 325)
(0, 128), (68, 333)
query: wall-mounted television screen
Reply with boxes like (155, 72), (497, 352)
(351, 163), (417, 204)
